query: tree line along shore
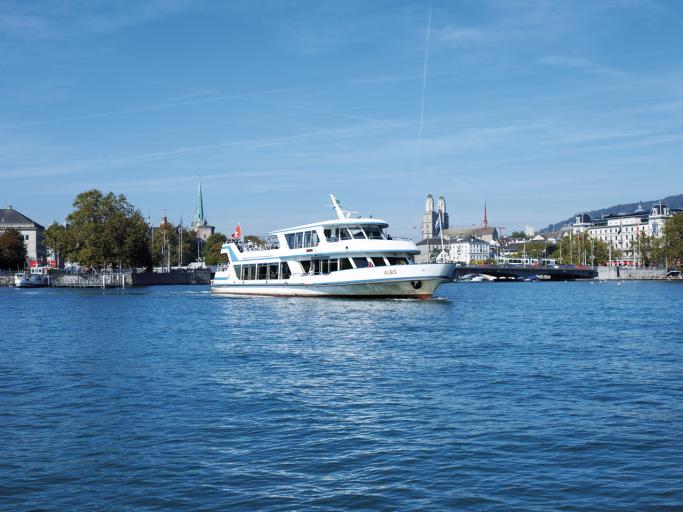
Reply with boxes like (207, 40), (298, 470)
(2, 188), (683, 271)
(1, 189), (235, 272)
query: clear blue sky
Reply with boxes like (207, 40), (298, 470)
(2, 0), (683, 237)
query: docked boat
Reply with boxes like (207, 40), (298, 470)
(14, 267), (50, 288)
(211, 195), (455, 299)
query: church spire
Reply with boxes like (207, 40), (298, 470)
(483, 201), (488, 228)
(193, 176), (206, 228)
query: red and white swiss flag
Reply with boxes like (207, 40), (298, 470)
(231, 224), (242, 240)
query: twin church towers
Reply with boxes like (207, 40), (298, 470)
(422, 194), (449, 239)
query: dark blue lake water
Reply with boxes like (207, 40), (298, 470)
(1, 281), (682, 511)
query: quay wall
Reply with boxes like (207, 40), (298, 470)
(0, 269), (211, 287)
(597, 266), (669, 280)
(131, 269), (210, 286)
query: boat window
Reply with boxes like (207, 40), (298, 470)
(340, 258), (353, 270)
(280, 262), (291, 279)
(340, 228), (352, 240)
(371, 257), (386, 267)
(234, 265), (242, 279)
(304, 231), (312, 248)
(257, 264), (268, 280)
(311, 231), (319, 246)
(352, 257), (368, 268)
(350, 226), (366, 239)
(244, 265), (255, 280)
(387, 257), (409, 266)
(363, 226), (384, 239)
(301, 260), (311, 273)
(295, 232), (303, 249)
(319, 259), (328, 274)
(324, 228), (337, 242)
(268, 264), (279, 280)
(329, 259), (339, 273)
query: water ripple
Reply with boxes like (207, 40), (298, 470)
(1, 282), (682, 510)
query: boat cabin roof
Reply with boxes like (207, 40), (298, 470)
(270, 217), (388, 235)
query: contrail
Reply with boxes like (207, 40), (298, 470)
(414, 4), (433, 174)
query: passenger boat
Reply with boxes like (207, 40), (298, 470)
(14, 267), (50, 288)
(211, 195), (455, 299)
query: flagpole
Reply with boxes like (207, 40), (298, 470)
(438, 211), (445, 262)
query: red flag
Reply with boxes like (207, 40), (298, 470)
(231, 224), (241, 239)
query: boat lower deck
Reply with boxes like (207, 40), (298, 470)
(211, 263), (454, 299)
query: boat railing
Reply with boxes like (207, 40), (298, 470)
(324, 235), (412, 243)
(237, 242), (280, 253)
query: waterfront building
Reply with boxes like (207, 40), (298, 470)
(449, 236), (491, 264)
(499, 241), (525, 257)
(569, 202), (678, 265)
(192, 178), (215, 241)
(422, 194), (449, 239)
(0, 205), (46, 264)
(570, 213), (593, 235)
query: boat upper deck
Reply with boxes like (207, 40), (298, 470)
(221, 194), (419, 262)
(269, 217), (388, 235)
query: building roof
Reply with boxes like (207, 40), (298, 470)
(416, 237), (442, 246)
(452, 235), (489, 245)
(443, 226), (498, 239)
(574, 213), (592, 224)
(0, 207), (43, 229)
(503, 241), (526, 251)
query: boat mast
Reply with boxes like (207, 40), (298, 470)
(330, 194), (347, 220)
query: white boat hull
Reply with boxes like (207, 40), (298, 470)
(14, 275), (48, 288)
(211, 263), (454, 299)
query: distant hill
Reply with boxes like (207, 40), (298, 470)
(542, 194), (683, 232)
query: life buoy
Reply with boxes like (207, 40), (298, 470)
(411, 280), (422, 289)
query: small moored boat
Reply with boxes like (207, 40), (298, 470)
(14, 267), (50, 288)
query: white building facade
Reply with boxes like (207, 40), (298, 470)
(570, 203), (676, 265)
(449, 236), (491, 264)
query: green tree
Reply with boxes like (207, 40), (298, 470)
(203, 233), (228, 266)
(510, 241), (555, 259)
(510, 230), (529, 240)
(244, 234), (266, 245)
(551, 232), (618, 265)
(0, 228), (27, 270)
(663, 213), (683, 268)
(44, 222), (72, 266)
(638, 234), (666, 268)
(45, 189), (152, 268)
(150, 223), (199, 267)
